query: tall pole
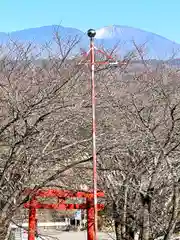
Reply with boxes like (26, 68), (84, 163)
(87, 29), (97, 240)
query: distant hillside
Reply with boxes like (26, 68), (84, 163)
(0, 25), (179, 59)
(95, 25), (180, 59)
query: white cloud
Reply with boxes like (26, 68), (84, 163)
(95, 26), (115, 39)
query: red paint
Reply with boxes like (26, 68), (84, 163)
(23, 188), (104, 198)
(95, 48), (113, 60)
(24, 188), (104, 240)
(80, 44), (127, 66)
(24, 202), (104, 210)
(87, 197), (95, 240)
(28, 198), (36, 240)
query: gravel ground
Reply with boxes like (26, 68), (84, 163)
(21, 230), (115, 240)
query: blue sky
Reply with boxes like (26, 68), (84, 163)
(0, 0), (180, 42)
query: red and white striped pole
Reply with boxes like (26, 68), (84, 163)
(87, 29), (98, 240)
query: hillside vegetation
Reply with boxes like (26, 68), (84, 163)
(0, 34), (180, 240)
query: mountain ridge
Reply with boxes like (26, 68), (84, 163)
(103, 25), (177, 43)
(0, 24), (179, 59)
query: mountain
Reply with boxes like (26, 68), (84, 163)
(0, 25), (179, 60)
(9, 25), (84, 43)
(95, 25), (180, 59)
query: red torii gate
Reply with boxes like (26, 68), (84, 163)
(23, 189), (104, 240)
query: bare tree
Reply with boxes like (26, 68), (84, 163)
(96, 63), (180, 240)
(0, 34), (95, 239)
(0, 30), (133, 239)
